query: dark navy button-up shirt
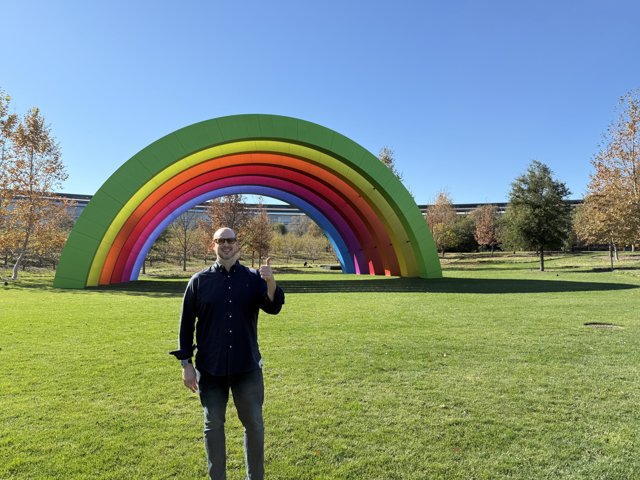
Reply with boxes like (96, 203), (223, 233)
(172, 261), (285, 376)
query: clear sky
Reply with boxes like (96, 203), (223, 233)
(2, 0), (639, 204)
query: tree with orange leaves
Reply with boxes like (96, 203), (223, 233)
(470, 204), (500, 255)
(0, 97), (71, 280)
(575, 90), (640, 268)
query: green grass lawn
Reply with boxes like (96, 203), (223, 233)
(1, 252), (639, 479)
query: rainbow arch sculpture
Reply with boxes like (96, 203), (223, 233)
(53, 114), (442, 289)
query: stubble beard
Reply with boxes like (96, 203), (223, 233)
(216, 246), (239, 264)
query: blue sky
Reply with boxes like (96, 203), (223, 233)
(2, 0), (639, 204)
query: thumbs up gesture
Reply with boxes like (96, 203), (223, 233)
(259, 257), (275, 284)
(259, 257), (277, 301)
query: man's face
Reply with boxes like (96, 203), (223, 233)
(213, 228), (239, 262)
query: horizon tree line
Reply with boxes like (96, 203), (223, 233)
(1, 86), (639, 277)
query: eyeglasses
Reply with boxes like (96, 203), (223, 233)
(213, 237), (237, 245)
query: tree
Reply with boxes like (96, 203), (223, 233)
(244, 200), (273, 267)
(502, 160), (572, 271)
(205, 194), (251, 237)
(271, 232), (301, 265)
(378, 146), (403, 181)
(146, 229), (171, 271)
(1, 105), (68, 279)
(0, 90), (18, 228)
(451, 214), (478, 252)
(193, 218), (214, 264)
(563, 209), (580, 253)
(575, 90), (640, 266)
(288, 216), (311, 236)
(28, 199), (75, 269)
(0, 196), (74, 271)
(307, 219), (325, 238)
(471, 204), (500, 254)
(300, 232), (330, 263)
(272, 222), (287, 235)
(168, 210), (199, 271)
(425, 191), (458, 257)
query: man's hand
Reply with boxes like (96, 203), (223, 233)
(182, 363), (198, 393)
(259, 257), (277, 301)
(259, 257), (275, 283)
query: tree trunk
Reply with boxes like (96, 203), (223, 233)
(614, 243), (619, 261)
(142, 260), (146, 275)
(11, 228), (32, 280)
(609, 243), (615, 271)
(12, 251), (25, 280)
(539, 247), (545, 272)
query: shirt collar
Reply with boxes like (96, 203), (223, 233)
(213, 260), (239, 273)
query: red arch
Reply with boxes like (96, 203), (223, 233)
(100, 153), (400, 284)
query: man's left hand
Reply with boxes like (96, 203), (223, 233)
(259, 257), (275, 284)
(259, 257), (277, 301)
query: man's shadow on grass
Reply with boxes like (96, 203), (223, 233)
(87, 276), (639, 297)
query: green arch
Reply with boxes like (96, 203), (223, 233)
(53, 114), (441, 288)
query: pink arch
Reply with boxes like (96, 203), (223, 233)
(101, 155), (400, 284)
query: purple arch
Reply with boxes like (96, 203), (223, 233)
(128, 185), (359, 280)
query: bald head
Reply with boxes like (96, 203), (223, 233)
(213, 227), (236, 241)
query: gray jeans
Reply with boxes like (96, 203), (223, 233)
(198, 368), (265, 480)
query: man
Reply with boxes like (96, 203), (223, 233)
(170, 227), (285, 480)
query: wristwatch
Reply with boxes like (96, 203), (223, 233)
(180, 358), (192, 367)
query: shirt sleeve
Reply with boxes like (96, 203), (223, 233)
(169, 275), (198, 360)
(259, 283), (285, 315)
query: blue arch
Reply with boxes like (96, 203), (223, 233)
(130, 186), (355, 280)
